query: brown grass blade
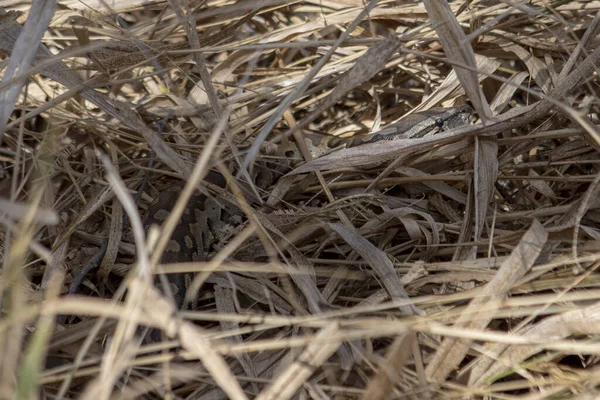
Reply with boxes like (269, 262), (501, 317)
(426, 220), (548, 383)
(423, 0), (491, 120)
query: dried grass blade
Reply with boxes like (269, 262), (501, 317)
(394, 167), (468, 204)
(1, 126), (58, 394)
(0, 4), (55, 145)
(113, 366), (198, 400)
(474, 137), (498, 241)
(361, 332), (416, 400)
(489, 71), (529, 115)
(329, 223), (421, 316)
(502, 44), (552, 94)
(147, 292), (250, 400)
(423, 0), (491, 119)
(471, 301), (600, 386)
(78, 154), (153, 400)
(0, 13), (192, 176)
(423, 1), (498, 245)
(55, 186), (113, 253)
(98, 146), (123, 281)
(168, 0), (222, 120)
(239, 0), (381, 175)
(214, 285), (260, 393)
(0, 198), (58, 225)
(15, 272), (63, 399)
(411, 55), (500, 114)
(255, 324), (341, 400)
(292, 35), (401, 135)
(425, 220), (548, 384)
(558, 11), (600, 81)
(453, 178), (475, 261)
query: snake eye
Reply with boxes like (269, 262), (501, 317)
(435, 118), (444, 128)
(328, 137), (342, 148)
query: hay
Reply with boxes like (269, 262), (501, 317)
(1, 1), (600, 398)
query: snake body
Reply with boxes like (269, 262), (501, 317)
(143, 172), (230, 311)
(143, 105), (473, 316)
(144, 186), (204, 309)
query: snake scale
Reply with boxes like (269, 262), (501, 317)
(143, 171), (236, 311)
(142, 105), (473, 327)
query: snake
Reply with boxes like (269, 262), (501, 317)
(143, 171), (237, 310)
(143, 105), (473, 330)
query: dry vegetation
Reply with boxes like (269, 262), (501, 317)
(2, 0), (600, 398)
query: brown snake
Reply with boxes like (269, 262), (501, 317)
(143, 172), (235, 310)
(142, 105), (473, 339)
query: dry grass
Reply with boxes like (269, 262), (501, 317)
(1, 0), (600, 398)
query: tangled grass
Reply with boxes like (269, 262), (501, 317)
(1, 1), (600, 398)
